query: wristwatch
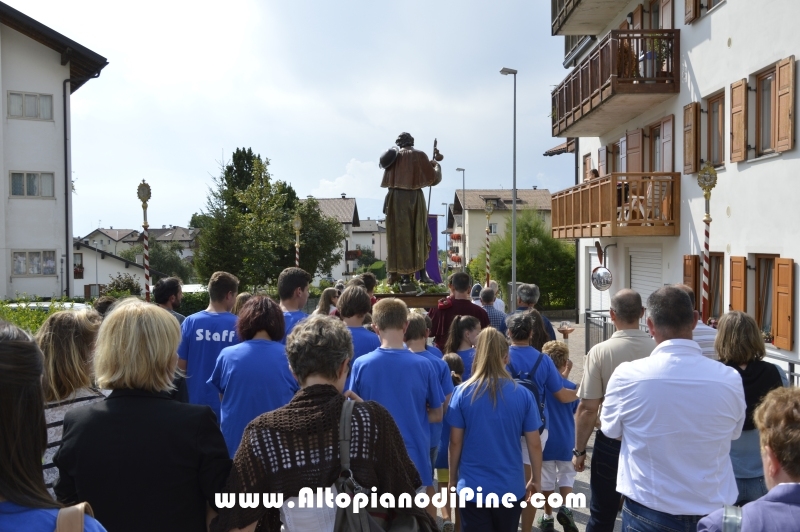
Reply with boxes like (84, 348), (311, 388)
(572, 448), (586, 457)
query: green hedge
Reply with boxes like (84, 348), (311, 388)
(180, 291), (211, 317)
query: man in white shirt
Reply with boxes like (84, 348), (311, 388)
(675, 284), (718, 359)
(601, 286), (745, 530)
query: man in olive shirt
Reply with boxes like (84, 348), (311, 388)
(573, 289), (656, 532)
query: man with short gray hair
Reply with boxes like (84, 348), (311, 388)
(574, 289), (654, 532)
(601, 286), (745, 530)
(515, 283), (555, 341)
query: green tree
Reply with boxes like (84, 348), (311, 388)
(476, 211), (575, 309)
(119, 240), (194, 283)
(104, 272), (142, 297)
(355, 247), (377, 268)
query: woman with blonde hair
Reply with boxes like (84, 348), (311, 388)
(35, 309), (105, 496)
(232, 292), (253, 315)
(716, 310), (784, 505)
(314, 287), (339, 315)
(446, 327), (543, 532)
(53, 298), (231, 531)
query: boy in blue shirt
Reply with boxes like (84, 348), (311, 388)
(177, 271), (239, 420)
(538, 340), (579, 532)
(350, 298), (444, 517)
(337, 285), (381, 389)
(277, 267), (311, 343)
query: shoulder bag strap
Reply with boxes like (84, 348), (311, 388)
(56, 501), (94, 532)
(339, 399), (356, 474)
(530, 352), (544, 376)
(721, 504), (743, 532)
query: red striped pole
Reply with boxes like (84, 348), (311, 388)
(295, 243), (299, 267)
(702, 219), (710, 323)
(485, 226), (491, 286)
(143, 224), (150, 302)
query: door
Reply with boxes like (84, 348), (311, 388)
(630, 249), (663, 326)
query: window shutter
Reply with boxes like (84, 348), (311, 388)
(772, 258), (794, 350)
(685, 0), (699, 24)
(683, 255), (699, 310)
(598, 146), (608, 175)
(731, 79), (748, 162)
(626, 129), (644, 172)
(730, 256), (747, 312)
(583, 154), (593, 181)
(683, 103), (700, 174)
(776, 56), (795, 153)
(619, 136), (627, 172)
(661, 114), (674, 172)
(661, 0), (673, 29)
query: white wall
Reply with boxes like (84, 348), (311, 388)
(1, 25), (72, 299)
(564, 0), (800, 357)
(351, 229), (387, 261)
(73, 246), (148, 298)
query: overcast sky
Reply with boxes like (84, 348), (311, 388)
(16, 0), (573, 249)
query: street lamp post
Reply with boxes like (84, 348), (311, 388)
(697, 163), (718, 324)
(441, 202), (449, 276)
(92, 240), (98, 298)
(456, 168), (466, 272)
(500, 67), (518, 308)
(484, 199), (495, 286)
(293, 214), (303, 267)
(137, 180), (152, 302)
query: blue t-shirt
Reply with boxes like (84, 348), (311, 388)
(446, 379), (541, 499)
(542, 377), (578, 461)
(457, 348), (476, 381)
(414, 349), (455, 449)
(345, 326), (382, 390)
(178, 311), (239, 419)
(208, 339), (300, 457)
(507, 345), (564, 431)
(351, 347), (445, 485)
(282, 310), (307, 344)
(426, 344), (444, 358)
(0, 501), (107, 532)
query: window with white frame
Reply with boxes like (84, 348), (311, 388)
(12, 250), (57, 276)
(10, 172), (55, 197)
(8, 92), (53, 120)
(488, 223), (498, 234)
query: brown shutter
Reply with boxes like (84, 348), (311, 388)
(661, 114), (674, 172)
(598, 146), (608, 176)
(683, 103), (700, 174)
(685, 0), (699, 24)
(619, 136), (628, 172)
(661, 0), (673, 28)
(731, 79), (748, 162)
(772, 258), (794, 350)
(632, 4), (643, 30)
(776, 56), (795, 153)
(730, 256), (747, 312)
(626, 129), (644, 172)
(583, 154), (593, 181)
(683, 255), (700, 309)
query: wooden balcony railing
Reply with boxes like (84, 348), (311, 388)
(551, 30), (680, 137)
(551, 172), (681, 239)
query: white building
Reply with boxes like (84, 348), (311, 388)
(303, 195), (360, 283)
(80, 228), (139, 256)
(547, 0), (799, 360)
(351, 218), (387, 262)
(0, 2), (107, 299)
(72, 241), (160, 299)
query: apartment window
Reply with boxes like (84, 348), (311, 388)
(613, 142), (621, 173)
(8, 92), (53, 120)
(757, 69), (776, 155)
(709, 253), (724, 319)
(488, 223), (498, 234)
(649, 0), (660, 29)
(12, 250), (57, 276)
(756, 254), (778, 333)
(650, 126), (662, 171)
(10, 172), (54, 197)
(74, 253), (84, 279)
(707, 93), (725, 166)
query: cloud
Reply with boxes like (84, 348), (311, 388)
(311, 159), (385, 200)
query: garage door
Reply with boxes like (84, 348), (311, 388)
(630, 249), (663, 325)
(589, 250), (610, 311)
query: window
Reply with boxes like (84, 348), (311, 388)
(613, 143), (621, 173)
(74, 253), (84, 279)
(8, 92), (53, 120)
(757, 69), (776, 155)
(709, 252), (724, 319)
(488, 223), (498, 234)
(649, 0), (660, 29)
(10, 172), (54, 197)
(583, 154), (593, 181)
(12, 250), (56, 276)
(707, 93), (725, 166)
(650, 126), (662, 171)
(756, 254), (778, 333)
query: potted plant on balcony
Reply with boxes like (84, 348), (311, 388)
(652, 37), (672, 80)
(73, 264), (84, 279)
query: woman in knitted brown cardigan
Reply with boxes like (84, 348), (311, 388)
(210, 314), (436, 532)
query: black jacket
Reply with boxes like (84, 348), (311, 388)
(54, 389), (232, 532)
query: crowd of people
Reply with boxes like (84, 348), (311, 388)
(0, 267), (798, 532)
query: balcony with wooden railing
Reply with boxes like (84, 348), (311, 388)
(551, 29), (680, 137)
(551, 172), (681, 239)
(551, 0), (632, 36)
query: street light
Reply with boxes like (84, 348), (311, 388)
(293, 214), (303, 267)
(441, 202), (450, 276)
(92, 240), (99, 298)
(456, 168), (466, 272)
(484, 199), (495, 286)
(500, 67), (518, 307)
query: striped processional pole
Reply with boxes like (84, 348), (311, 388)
(137, 180), (152, 302)
(485, 226), (491, 286)
(292, 214), (302, 268)
(696, 164), (717, 324)
(484, 201), (494, 286)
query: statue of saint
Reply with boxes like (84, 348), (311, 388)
(380, 132), (441, 285)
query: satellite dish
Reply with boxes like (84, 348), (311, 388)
(591, 266), (613, 292)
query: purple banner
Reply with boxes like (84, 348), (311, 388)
(424, 215), (442, 284)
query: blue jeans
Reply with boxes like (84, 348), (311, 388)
(621, 498), (702, 532)
(735, 476), (767, 506)
(587, 431), (622, 532)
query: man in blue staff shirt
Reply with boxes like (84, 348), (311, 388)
(277, 267), (311, 343)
